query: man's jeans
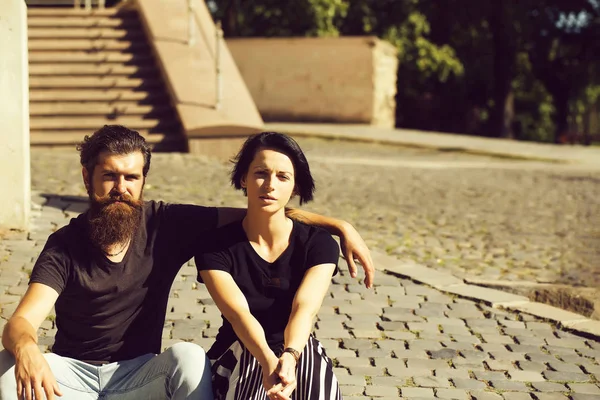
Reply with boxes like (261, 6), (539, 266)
(0, 342), (213, 399)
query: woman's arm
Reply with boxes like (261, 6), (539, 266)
(283, 263), (336, 353)
(266, 263), (336, 399)
(199, 270), (279, 375)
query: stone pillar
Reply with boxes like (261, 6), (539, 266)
(0, 0), (30, 230)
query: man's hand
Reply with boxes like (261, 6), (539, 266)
(14, 342), (62, 400)
(339, 222), (375, 288)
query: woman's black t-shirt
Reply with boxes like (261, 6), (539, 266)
(195, 220), (339, 357)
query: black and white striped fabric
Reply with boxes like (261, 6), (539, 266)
(210, 336), (343, 400)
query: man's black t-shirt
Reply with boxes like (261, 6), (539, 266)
(29, 201), (217, 362)
(195, 220), (339, 358)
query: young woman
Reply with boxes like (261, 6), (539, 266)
(196, 132), (343, 400)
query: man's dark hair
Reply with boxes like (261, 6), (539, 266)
(231, 131), (315, 205)
(77, 125), (152, 176)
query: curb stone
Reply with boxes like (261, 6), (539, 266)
(368, 249), (600, 341)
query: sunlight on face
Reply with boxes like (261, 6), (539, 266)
(243, 148), (296, 212)
(85, 151), (145, 200)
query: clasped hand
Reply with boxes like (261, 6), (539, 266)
(263, 352), (297, 400)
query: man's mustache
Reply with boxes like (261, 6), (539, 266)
(93, 193), (141, 208)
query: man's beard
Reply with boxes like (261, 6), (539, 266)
(88, 191), (144, 252)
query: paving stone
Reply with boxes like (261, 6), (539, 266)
(485, 360), (517, 371)
(468, 391), (503, 400)
(364, 385), (399, 397)
(359, 348), (393, 358)
(374, 358), (407, 370)
(479, 343), (509, 353)
(399, 387), (434, 398)
(451, 379), (487, 390)
(570, 394), (600, 400)
(449, 333), (481, 344)
(531, 381), (568, 392)
(480, 334), (515, 345)
(407, 339), (444, 351)
(340, 385), (365, 396)
(379, 321), (409, 331)
(507, 370), (545, 381)
(489, 379), (529, 391)
(567, 383), (600, 394)
(376, 340), (408, 352)
(517, 361), (547, 372)
(545, 346), (577, 357)
(507, 344), (542, 353)
(350, 366), (387, 377)
(434, 369), (471, 380)
(547, 361), (584, 373)
(412, 375), (451, 388)
(434, 388), (470, 399)
(336, 357), (373, 369)
(532, 394), (569, 400)
(393, 349), (429, 359)
(430, 348), (460, 359)
(542, 370), (590, 382)
(342, 339), (376, 350)
(471, 370), (507, 381)
(502, 393), (533, 400)
(460, 350), (489, 361)
(545, 337), (587, 349)
(406, 358), (451, 370)
(526, 353), (557, 364)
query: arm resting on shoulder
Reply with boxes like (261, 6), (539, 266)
(199, 270), (276, 368)
(285, 208), (375, 288)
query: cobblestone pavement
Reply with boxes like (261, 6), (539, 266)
(28, 139), (600, 288)
(0, 140), (599, 399)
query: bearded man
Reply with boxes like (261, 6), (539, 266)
(0, 125), (374, 400)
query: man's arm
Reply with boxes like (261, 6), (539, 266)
(2, 283), (63, 400)
(285, 208), (375, 288)
(216, 207), (375, 288)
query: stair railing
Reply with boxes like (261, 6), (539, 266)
(187, 0), (223, 110)
(73, 0), (105, 10)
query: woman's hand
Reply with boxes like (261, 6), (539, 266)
(266, 352), (297, 399)
(262, 355), (284, 396)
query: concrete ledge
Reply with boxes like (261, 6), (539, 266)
(371, 249), (600, 339)
(135, 0), (263, 143)
(266, 123), (600, 167)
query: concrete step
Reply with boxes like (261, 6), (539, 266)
(29, 116), (178, 132)
(29, 63), (157, 76)
(30, 103), (172, 116)
(30, 132), (186, 152)
(28, 28), (144, 40)
(29, 90), (166, 102)
(28, 17), (139, 28)
(31, 131), (166, 145)
(30, 117), (178, 131)
(27, 8), (128, 17)
(29, 76), (161, 89)
(28, 51), (152, 63)
(29, 39), (149, 51)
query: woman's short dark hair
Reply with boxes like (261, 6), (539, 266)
(77, 125), (152, 177)
(231, 132), (315, 205)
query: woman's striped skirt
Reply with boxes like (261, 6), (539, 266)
(209, 336), (343, 400)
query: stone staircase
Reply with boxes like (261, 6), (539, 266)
(27, 5), (186, 151)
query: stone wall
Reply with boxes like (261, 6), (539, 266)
(227, 36), (398, 128)
(0, 0), (30, 230)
